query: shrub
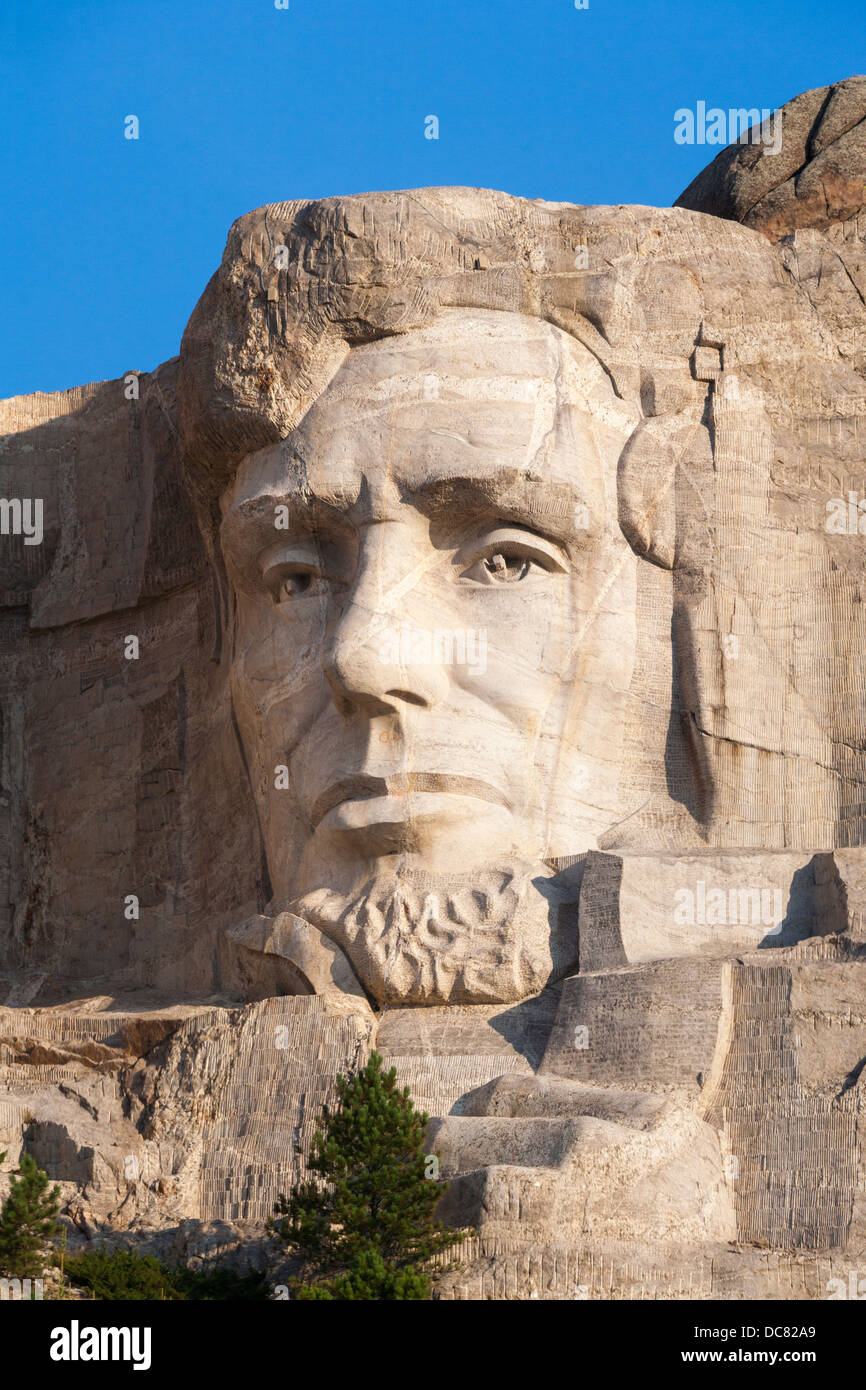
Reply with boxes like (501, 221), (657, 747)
(273, 1051), (463, 1299)
(0, 1151), (61, 1280)
(61, 1246), (269, 1301)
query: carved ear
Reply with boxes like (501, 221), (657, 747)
(617, 419), (678, 570)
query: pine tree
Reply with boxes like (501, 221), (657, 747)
(272, 1051), (463, 1300)
(0, 1152), (61, 1280)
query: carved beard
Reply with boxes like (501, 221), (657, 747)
(290, 859), (580, 1006)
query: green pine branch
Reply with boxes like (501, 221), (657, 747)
(0, 1151), (62, 1281)
(272, 1051), (464, 1299)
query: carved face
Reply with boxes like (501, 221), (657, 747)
(220, 310), (640, 910)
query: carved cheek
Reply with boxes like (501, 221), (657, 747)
(233, 598), (329, 719)
(447, 582), (574, 700)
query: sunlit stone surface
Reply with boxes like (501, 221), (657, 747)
(2, 77), (866, 1297)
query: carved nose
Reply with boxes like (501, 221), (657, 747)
(325, 602), (449, 717)
(324, 534), (449, 718)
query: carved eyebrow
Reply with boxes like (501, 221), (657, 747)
(221, 492), (354, 551)
(409, 473), (589, 543)
(221, 471), (590, 557)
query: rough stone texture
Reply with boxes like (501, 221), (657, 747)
(3, 81), (866, 1297)
(676, 76), (866, 241)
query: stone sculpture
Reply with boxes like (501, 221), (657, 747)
(2, 76), (866, 1298)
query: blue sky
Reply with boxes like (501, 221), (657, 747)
(0, 0), (863, 396)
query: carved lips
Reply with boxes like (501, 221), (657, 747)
(310, 771), (511, 829)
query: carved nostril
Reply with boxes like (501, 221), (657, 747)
(386, 689), (426, 707)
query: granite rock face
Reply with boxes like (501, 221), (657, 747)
(3, 81), (866, 1298)
(676, 76), (866, 240)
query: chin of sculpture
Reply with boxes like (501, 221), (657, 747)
(290, 858), (583, 1006)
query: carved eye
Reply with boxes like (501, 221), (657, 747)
(268, 567), (335, 605)
(259, 539), (344, 607)
(278, 571), (315, 600)
(482, 553), (533, 583)
(458, 528), (568, 586)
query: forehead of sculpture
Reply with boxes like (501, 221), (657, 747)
(222, 309), (635, 536)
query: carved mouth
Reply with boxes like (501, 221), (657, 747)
(310, 772), (510, 829)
